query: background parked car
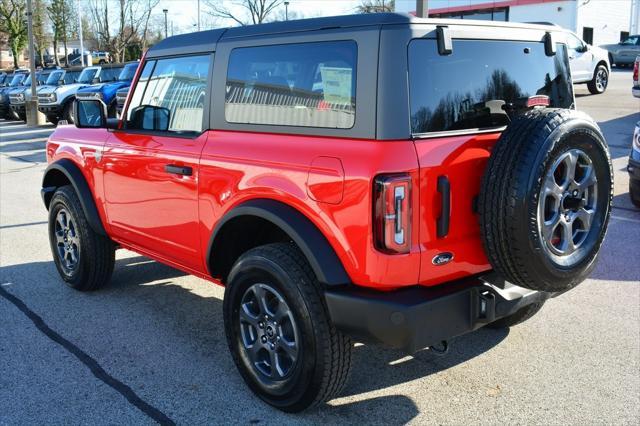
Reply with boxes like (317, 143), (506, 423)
(0, 71), (29, 118)
(633, 56), (639, 98)
(115, 86), (129, 117)
(629, 121), (640, 207)
(602, 34), (640, 67)
(10, 68), (63, 121)
(75, 62), (138, 117)
(565, 30), (610, 94)
(92, 51), (111, 64)
(38, 65), (101, 124)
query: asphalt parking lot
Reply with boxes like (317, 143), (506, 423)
(1, 69), (639, 425)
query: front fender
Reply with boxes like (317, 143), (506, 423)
(41, 158), (107, 236)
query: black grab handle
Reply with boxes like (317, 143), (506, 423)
(437, 176), (450, 238)
(165, 164), (193, 176)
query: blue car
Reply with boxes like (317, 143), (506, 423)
(75, 62), (139, 117)
(0, 70), (29, 118)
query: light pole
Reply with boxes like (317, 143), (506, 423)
(25, 0), (45, 125)
(197, 0), (200, 31)
(284, 1), (289, 21)
(416, 0), (429, 18)
(163, 9), (168, 38)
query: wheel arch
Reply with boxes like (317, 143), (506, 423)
(207, 199), (351, 287)
(42, 159), (107, 236)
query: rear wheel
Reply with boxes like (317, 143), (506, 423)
(223, 243), (352, 412)
(587, 65), (608, 94)
(479, 109), (613, 292)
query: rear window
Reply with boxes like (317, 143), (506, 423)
(409, 39), (573, 134)
(225, 41), (357, 129)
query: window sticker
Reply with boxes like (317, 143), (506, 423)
(319, 67), (352, 105)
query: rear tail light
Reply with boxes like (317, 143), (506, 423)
(374, 174), (412, 254)
(633, 59), (639, 83)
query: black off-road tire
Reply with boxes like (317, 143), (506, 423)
(587, 64), (608, 94)
(48, 185), (115, 291)
(62, 100), (74, 124)
(487, 301), (545, 329)
(46, 114), (59, 125)
(630, 179), (640, 208)
(479, 109), (613, 292)
(223, 243), (352, 412)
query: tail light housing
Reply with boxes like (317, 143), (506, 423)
(633, 59), (639, 84)
(374, 174), (412, 254)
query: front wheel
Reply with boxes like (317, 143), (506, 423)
(62, 100), (74, 124)
(223, 243), (352, 412)
(48, 186), (115, 291)
(587, 65), (608, 94)
(630, 179), (640, 208)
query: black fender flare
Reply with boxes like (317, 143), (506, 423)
(207, 199), (351, 286)
(41, 158), (107, 236)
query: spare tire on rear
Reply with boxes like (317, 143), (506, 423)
(479, 109), (612, 293)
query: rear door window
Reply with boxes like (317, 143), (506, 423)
(408, 39), (573, 134)
(225, 41), (357, 129)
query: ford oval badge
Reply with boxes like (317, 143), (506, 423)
(432, 252), (454, 266)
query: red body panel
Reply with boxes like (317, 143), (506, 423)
(47, 125), (498, 290)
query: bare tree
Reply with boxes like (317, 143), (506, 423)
(356, 0), (394, 13)
(204, 0), (284, 26)
(47, 0), (73, 66)
(0, 0), (28, 69)
(86, 0), (158, 63)
(33, 0), (48, 66)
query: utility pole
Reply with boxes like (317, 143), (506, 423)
(163, 8), (168, 38)
(78, 0), (84, 66)
(25, 0), (45, 125)
(197, 0), (200, 31)
(416, 0), (429, 18)
(284, 1), (289, 20)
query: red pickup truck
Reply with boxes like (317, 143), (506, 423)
(42, 14), (613, 412)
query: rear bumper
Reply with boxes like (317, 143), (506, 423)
(632, 86), (640, 98)
(325, 274), (554, 353)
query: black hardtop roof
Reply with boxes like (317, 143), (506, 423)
(147, 12), (560, 57)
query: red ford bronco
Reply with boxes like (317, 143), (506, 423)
(42, 14), (613, 412)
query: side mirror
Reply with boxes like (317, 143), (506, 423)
(129, 105), (170, 132)
(74, 99), (107, 128)
(92, 78), (100, 84)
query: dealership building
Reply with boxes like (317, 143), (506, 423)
(396, 0), (640, 46)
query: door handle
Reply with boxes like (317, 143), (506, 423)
(165, 164), (193, 176)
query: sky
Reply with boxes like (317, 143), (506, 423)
(154, 0), (419, 35)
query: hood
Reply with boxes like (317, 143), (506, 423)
(599, 43), (621, 51)
(37, 85), (59, 93)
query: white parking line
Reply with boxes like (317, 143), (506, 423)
(0, 128), (54, 138)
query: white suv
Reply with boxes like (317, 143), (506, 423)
(565, 31), (611, 94)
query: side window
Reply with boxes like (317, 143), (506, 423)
(126, 54), (210, 133)
(225, 41), (357, 129)
(621, 36), (639, 46)
(567, 34), (583, 51)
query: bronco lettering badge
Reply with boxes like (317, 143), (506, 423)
(432, 252), (454, 266)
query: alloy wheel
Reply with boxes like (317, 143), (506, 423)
(538, 149), (598, 260)
(595, 69), (608, 92)
(54, 208), (80, 275)
(238, 283), (300, 381)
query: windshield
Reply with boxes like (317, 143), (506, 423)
(118, 63), (138, 81)
(46, 70), (64, 85)
(78, 68), (99, 84)
(9, 74), (26, 87)
(23, 73), (41, 86)
(63, 71), (81, 84)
